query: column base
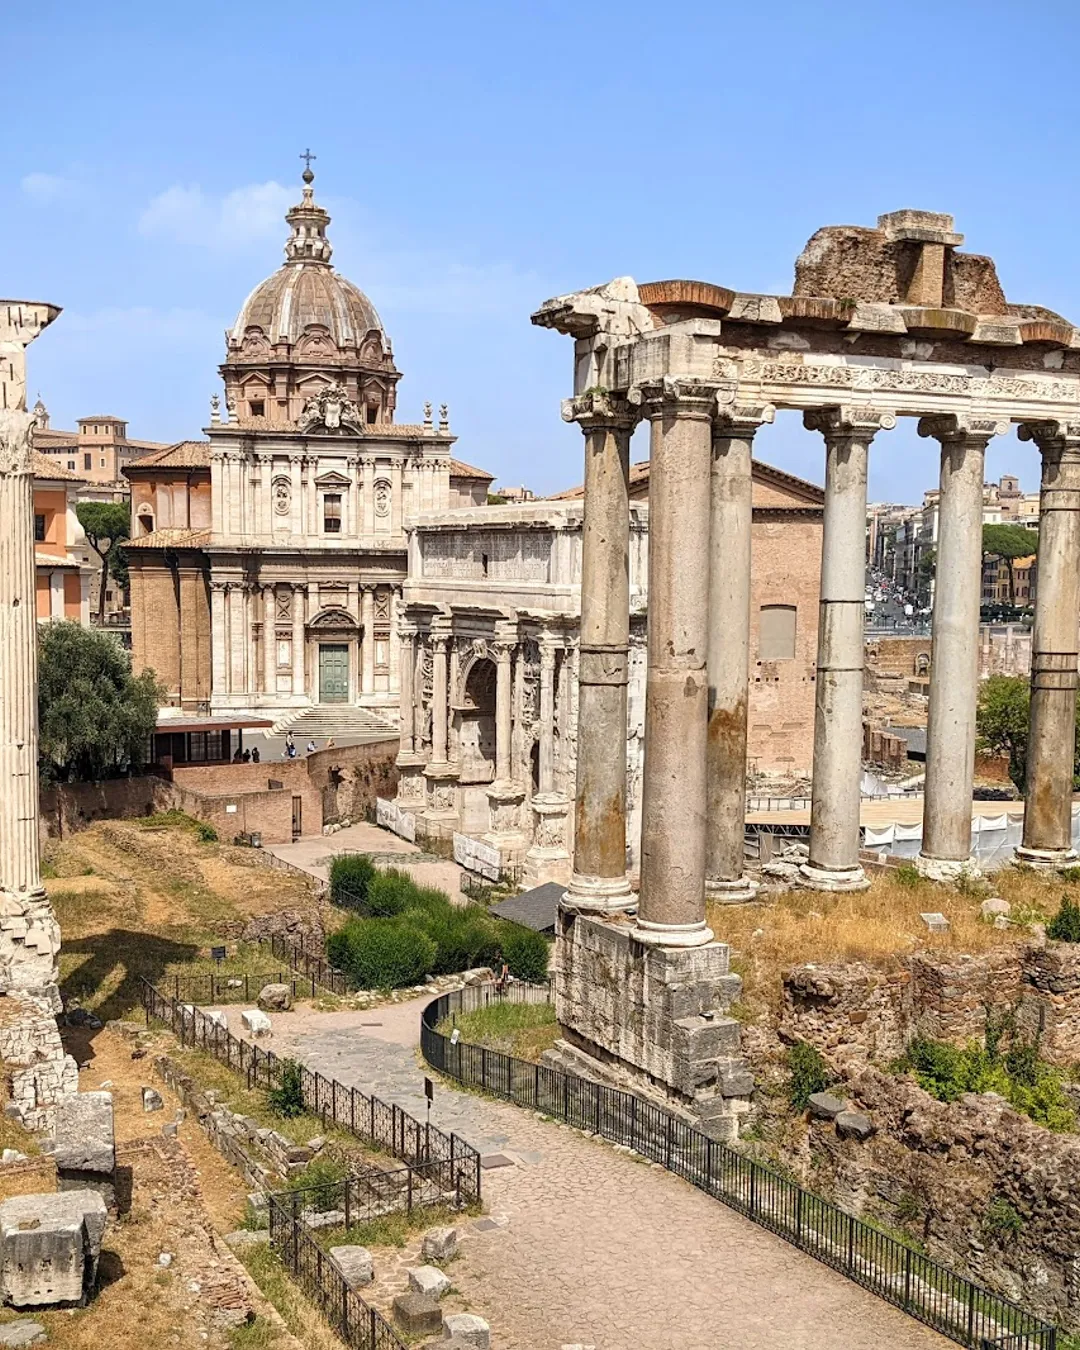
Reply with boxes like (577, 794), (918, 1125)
(705, 875), (760, 904)
(484, 780), (527, 846)
(632, 916), (715, 948)
(523, 793), (572, 887)
(422, 764), (460, 837)
(394, 752), (428, 812)
(562, 872), (635, 914)
(1014, 845), (1079, 870)
(799, 862), (870, 893)
(915, 853), (981, 883)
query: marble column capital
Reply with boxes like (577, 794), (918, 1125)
(0, 411), (36, 476)
(630, 377), (720, 421)
(918, 413), (1007, 448)
(1019, 419), (1080, 459)
(561, 391), (638, 433)
(803, 406), (897, 442)
(712, 401), (775, 438)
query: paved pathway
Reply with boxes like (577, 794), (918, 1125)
(265, 820), (468, 899)
(220, 997), (948, 1350)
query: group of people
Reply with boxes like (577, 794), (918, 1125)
(281, 733), (334, 760)
(231, 745), (261, 763)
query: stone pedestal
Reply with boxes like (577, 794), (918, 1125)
(484, 781), (527, 870)
(422, 765), (459, 838)
(552, 909), (752, 1139)
(395, 752), (428, 813)
(522, 793), (572, 886)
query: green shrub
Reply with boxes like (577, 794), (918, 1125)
(329, 854), (376, 910)
(364, 867), (420, 918)
(195, 821), (218, 843)
(786, 1040), (830, 1111)
(501, 927), (550, 983)
(985, 1196), (1024, 1238)
(286, 1153), (348, 1212)
(267, 1059), (305, 1119)
(413, 905), (501, 975)
(329, 917), (436, 989)
(895, 862), (922, 890)
(1048, 894), (1080, 942)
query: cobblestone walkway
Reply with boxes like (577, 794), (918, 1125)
(223, 999), (948, 1350)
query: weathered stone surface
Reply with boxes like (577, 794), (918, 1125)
(52, 1092), (114, 1175)
(142, 1087), (164, 1113)
(981, 897), (1011, 920)
(807, 1092), (845, 1120)
(421, 1225), (459, 1262)
(257, 983), (291, 1012)
(834, 1110), (874, 1141)
(392, 1292), (442, 1335)
(407, 1264), (450, 1299)
(0, 1321), (47, 1347)
(224, 1229), (268, 1249)
(0, 1190), (107, 1307)
(442, 1312), (490, 1348)
(329, 1245), (373, 1289)
(241, 1009), (271, 1037)
(0, 993), (79, 1131)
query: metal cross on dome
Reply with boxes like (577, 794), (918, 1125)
(300, 148), (316, 182)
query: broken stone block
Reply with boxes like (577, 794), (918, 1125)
(920, 912), (950, 934)
(407, 1264), (450, 1299)
(53, 1093), (115, 1176)
(204, 1010), (228, 1031)
(329, 1245), (373, 1289)
(0, 1322), (47, 1347)
(981, 897), (1011, 921)
(392, 1292), (442, 1335)
(257, 983), (292, 1013)
(224, 1230), (269, 1250)
(442, 1312), (491, 1349)
(835, 1110), (875, 1141)
(1, 1151), (28, 1165)
(421, 1225), (459, 1262)
(0, 1190), (108, 1308)
(142, 1088), (164, 1113)
(807, 1091), (846, 1121)
(241, 1009), (271, 1037)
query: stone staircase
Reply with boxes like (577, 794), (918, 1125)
(267, 704), (397, 744)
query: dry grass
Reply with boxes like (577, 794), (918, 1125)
(436, 1001), (559, 1061)
(710, 865), (1070, 1011)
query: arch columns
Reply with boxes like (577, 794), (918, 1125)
(1017, 420), (1080, 866)
(561, 393), (636, 912)
(916, 415), (1005, 880)
(706, 403), (774, 902)
(801, 406), (895, 892)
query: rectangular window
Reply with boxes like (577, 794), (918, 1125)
(83, 453), (92, 471)
(67, 461), (75, 471)
(100, 457), (106, 468)
(366, 404), (377, 424)
(249, 400), (265, 418)
(323, 493), (342, 533)
(33, 514), (46, 543)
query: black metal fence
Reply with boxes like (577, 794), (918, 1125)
(166, 968), (316, 1006)
(421, 988), (1057, 1350)
(265, 932), (350, 996)
(142, 978), (481, 1205)
(268, 1189), (405, 1350)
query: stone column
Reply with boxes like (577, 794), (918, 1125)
(291, 583), (306, 699)
(229, 584), (246, 694)
(362, 458), (376, 536)
(262, 585), (276, 699)
(524, 636), (572, 885)
(423, 620), (457, 830)
(486, 626), (526, 845)
(0, 409), (61, 992)
(916, 416), (1004, 879)
(635, 378), (718, 947)
(398, 625), (416, 753)
(538, 640), (556, 794)
(361, 586), (376, 696)
(1018, 420), (1080, 865)
(801, 406), (895, 892)
(210, 581), (228, 697)
(289, 455), (303, 536)
(395, 621), (427, 810)
(494, 637), (513, 783)
(429, 627), (450, 767)
(706, 404), (773, 902)
(562, 393), (635, 911)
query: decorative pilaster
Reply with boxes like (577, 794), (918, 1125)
(486, 627), (526, 845)
(395, 622), (426, 810)
(801, 406), (895, 892)
(524, 637), (572, 885)
(561, 392), (637, 912)
(291, 582), (306, 699)
(916, 415), (1006, 880)
(210, 581), (228, 698)
(633, 377), (720, 947)
(361, 586), (376, 696)
(1017, 420), (1080, 866)
(706, 401), (774, 902)
(262, 585), (276, 699)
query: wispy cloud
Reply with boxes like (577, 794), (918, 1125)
(21, 172), (77, 204)
(138, 181), (294, 249)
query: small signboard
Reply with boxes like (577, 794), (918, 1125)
(210, 945), (227, 963)
(424, 1077), (434, 1103)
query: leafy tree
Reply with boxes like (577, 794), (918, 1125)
(976, 673), (1080, 791)
(38, 621), (161, 783)
(76, 501), (130, 619)
(1047, 895), (1080, 943)
(981, 524), (1039, 608)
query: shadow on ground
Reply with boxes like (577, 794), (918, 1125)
(59, 928), (200, 1028)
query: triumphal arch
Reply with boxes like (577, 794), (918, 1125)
(533, 210), (1080, 1133)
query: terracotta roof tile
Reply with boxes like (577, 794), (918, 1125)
(450, 458), (494, 480)
(32, 453), (84, 483)
(125, 440), (211, 471)
(125, 527), (211, 550)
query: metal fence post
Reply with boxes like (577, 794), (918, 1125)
(903, 1245), (912, 1310)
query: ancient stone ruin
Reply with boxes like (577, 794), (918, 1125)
(533, 210), (1080, 1133)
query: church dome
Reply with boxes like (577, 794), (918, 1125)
(227, 166), (389, 356)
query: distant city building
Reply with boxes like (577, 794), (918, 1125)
(32, 400), (169, 486)
(494, 483), (534, 502)
(31, 453), (91, 623)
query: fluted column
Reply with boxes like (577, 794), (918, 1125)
(361, 585), (376, 696)
(229, 584), (247, 693)
(0, 409), (60, 991)
(398, 624), (417, 754)
(429, 626), (450, 766)
(635, 378), (719, 947)
(801, 406), (895, 892)
(917, 415), (1005, 879)
(562, 392), (635, 911)
(291, 583), (306, 698)
(494, 636), (514, 784)
(262, 585), (276, 698)
(538, 640), (556, 794)
(706, 404), (773, 902)
(210, 581), (228, 697)
(1018, 421), (1080, 865)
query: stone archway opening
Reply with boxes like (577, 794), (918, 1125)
(458, 658), (497, 785)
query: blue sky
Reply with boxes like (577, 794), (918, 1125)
(4, 0), (1077, 500)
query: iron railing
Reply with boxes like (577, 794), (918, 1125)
(268, 1189), (405, 1349)
(166, 968), (314, 1006)
(141, 978), (481, 1205)
(421, 988), (1056, 1350)
(265, 933), (350, 996)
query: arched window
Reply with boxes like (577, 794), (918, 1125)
(759, 604), (797, 660)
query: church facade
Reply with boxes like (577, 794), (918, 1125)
(126, 168), (491, 722)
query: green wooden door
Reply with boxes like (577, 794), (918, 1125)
(318, 644), (349, 703)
